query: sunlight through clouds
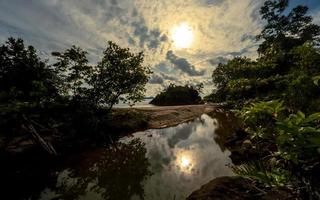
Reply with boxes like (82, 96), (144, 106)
(1, 0), (318, 96)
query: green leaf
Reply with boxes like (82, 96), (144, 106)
(303, 113), (320, 124)
(308, 136), (320, 147)
(276, 122), (296, 134)
(313, 75), (320, 86)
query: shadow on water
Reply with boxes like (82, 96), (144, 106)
(2, 111), (239, 200)
(40, 139), (152, 200)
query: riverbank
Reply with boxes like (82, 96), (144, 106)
(1, 104), (217, 155)
(116, 104), (216, 129)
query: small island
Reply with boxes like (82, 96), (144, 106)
(150, 84), (202, 106)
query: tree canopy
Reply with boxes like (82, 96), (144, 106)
(90, 41), (152, 110)
(0, 38), (151, 110)
(0, 38), (58, 104)
(208, 0), (320, 197)
(150, 84), (202, 106)
(208, 0), (320, 111)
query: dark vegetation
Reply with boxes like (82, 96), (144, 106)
(150, 84), (202, 106)
(0, 38), (151, 155)
(207, 0), (320, 198)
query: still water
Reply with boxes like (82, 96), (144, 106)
(39, 113), (236, 200)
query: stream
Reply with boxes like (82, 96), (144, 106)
(5, 111), (239, 200)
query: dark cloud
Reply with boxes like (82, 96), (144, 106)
(131, 17), (167, 49)
(149, 72), (179, 85)
(240, 33), (256, 42)
(160, 72), (178, 81)
(201, 0), (225, 6)
(149, 73), (164, 84)
(166, 51), (205, 76)
(208, 56), (229, 65)
(167, 122), (195, 148)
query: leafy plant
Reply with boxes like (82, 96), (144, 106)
(236, 100), (284, 139)
(313, 75), (320, 86)
(276, 112), (320, 164)
(231, 160), (291, 188)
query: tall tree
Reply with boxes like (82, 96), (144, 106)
(0, 38), (57, 104)
(52, 46), (92, 100)
(257, 0), (320, 55)
(91, 41), (151, 110)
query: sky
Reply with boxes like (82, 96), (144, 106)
(0, 0), (319, 97)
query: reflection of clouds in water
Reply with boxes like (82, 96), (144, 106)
(122, 114), (233, 200)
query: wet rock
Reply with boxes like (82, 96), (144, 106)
(187, 176), (260, 200)
(242, 140), (253, 150)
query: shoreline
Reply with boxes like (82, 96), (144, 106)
(115, 104), (217, 129)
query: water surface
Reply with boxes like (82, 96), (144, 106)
(39, 113), (235, 200)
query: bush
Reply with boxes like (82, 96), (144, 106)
(150, 84), (202, 106)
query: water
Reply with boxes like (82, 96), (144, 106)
(36, 112), (236, 200)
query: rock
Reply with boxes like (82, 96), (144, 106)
(242, 139), (253, 150)
(187, 176), (298, 200)
(187, 176), (260, 200)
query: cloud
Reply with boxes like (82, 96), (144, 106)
(149, 73), (164, 84)
(131, 13), (168, 49)
(3, 0), (314, 96)
(312, 10), (320, 25)
(160, 72), (178, 82)
(208, 56), (229, 66)
(166, 50), (205, 76)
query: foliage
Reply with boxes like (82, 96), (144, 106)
(52, 139), (152, 200)
(90, 41), (152, 110)
(257, 0), (320, 55)
(236, 100), (284, 139)
(150, 84), (202, 106)
(0, 38), (58, 104)
(208, 0), (320, 197)
(52, 46), (92, 100)
(276, 112), (320, 164)
(313, 75), (320, 86)
(209, 1), (320, 112)
(0, 37), (152, 151)
(231, 160), (291, 188)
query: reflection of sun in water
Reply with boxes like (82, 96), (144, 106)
(180, 155), (191, 168)
(171, 23), (194, 49)
(177, 153), (194, 173)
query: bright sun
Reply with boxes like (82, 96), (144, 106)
(171, 23), (194, 49)
(180, 155), (191, 168)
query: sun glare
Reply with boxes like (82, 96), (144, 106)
(180, 155), (191, 168)
(171, 23), (194, 49)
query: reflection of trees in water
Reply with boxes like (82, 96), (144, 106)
(52, 139), (152, 200)
(209, 110), (240, 151)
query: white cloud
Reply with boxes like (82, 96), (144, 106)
(0, 0), (266, 96)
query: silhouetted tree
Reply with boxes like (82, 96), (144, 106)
(52, 46), (92, 101)
(0, 38), (58, 104)
(150, 84), (202, 106)
(90, 41), (152, 110)
(257, 0), (320, 54)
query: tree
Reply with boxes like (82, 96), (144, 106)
(52, 46), (92, 101)
(257, 0), (320, 55)
(0, 38), (58, 104)
(90, 41), (151, 110)
(209, 0), (320, 109)
(150, 84), (202, 106)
